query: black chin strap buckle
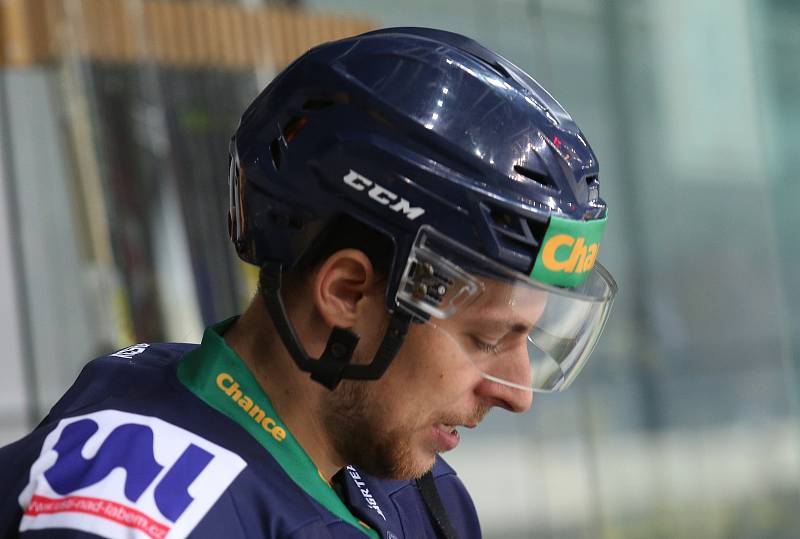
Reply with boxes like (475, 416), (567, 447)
(311, 327), (360, 390)
(260, 262), (413, 391)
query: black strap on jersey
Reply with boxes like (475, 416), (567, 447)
(260, 263), (413, 390)
(417, 470), (460, 539)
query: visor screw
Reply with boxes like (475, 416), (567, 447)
(436, 285), (447, 296)
(330, 342), (347, 358)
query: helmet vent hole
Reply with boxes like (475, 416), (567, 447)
(585, 175), (599, 202)
(514, 165), (559, 192)
(270, 138), (281, 170)
(484, 203), (549, 272)
(487, 61), (510, 79)
(487, 206), (546, 244)
(464, 52), (511, 79)
(490, 207), (523, 234)
(302, 99), (335, 111)
(283, 116), (308, 143)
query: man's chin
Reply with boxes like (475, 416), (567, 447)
(385, 446), (438, 481)
(393, 459), (435, 481)
(352, 446), (436, 481)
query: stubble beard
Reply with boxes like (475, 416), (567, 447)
(321, 379), (433, 481)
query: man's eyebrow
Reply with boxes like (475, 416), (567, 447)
(472, 316), (531, 334)
(508, 321), (530, 334)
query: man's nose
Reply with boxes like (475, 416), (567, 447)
(473, 344), (534, 413)
(474, 376), (533, 413)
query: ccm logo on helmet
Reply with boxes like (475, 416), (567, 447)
(541, 234), (599, 274)
(343, 170), (425, 220)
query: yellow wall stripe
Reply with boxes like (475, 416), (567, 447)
(0, 0), (374, 68)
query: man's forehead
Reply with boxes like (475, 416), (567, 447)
(462, 279), (548, 324)
(479, 277), (547, 303)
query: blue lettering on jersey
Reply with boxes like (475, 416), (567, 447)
(43, 418), (213, 522)
(153, 445), (214, 521)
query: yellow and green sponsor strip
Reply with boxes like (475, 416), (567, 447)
(178, 318), (378, 539)
(531, 215), (607, 287)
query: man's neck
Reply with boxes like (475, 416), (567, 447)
(223, 298), (344, 481)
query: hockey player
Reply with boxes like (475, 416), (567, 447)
(0, 27), (616, 538)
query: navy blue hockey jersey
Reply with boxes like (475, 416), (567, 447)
(0, 319), (481, 538)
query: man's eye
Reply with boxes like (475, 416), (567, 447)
(472, 337), (501, 354)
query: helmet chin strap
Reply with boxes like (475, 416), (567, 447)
(259, 264), (413, 390)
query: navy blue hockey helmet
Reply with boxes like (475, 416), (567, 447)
(229, 27), (617, 393)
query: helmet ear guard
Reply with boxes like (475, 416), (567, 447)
(259, 263), (413, 390)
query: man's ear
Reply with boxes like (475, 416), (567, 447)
(313, 249), (375, 329)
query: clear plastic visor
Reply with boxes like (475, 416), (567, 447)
(396, 226), (617, 393)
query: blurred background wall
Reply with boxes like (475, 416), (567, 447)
(1, 0), (799, 537)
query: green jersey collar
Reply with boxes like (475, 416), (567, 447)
(177, 318), (378, 539)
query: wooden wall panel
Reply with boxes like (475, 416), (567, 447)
(1, 0), (51, 66)
(191, 3), (211, 66)
(0, 0), (374, 68)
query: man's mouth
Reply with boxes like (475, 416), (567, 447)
(439, 424), (457, 435)
(432, 423), (472, 452)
